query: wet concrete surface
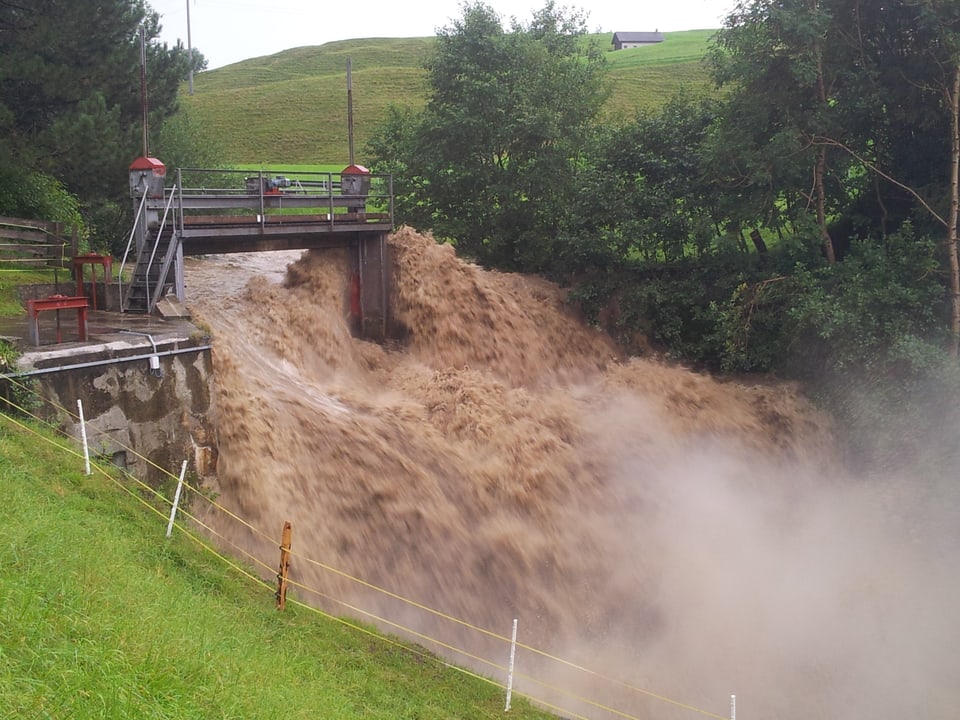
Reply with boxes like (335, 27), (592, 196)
(0, 305), (206, 372)
(0, 308), (200, 349)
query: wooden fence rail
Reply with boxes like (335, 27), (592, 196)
(0, 215), (78, 269)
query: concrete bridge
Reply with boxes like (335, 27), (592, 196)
(125, 157), (393, 339)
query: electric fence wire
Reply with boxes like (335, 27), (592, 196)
(0, 376), (728, 720)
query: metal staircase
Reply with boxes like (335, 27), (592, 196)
(122, 165), (393, 333)
(123, 225), (178, 312)
(120, 180), (183, 314)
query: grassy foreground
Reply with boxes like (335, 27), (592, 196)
(0, 418), (554, 720)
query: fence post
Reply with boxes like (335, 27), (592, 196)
(730, 694), (736, 720)
(165, 460), (188, 537)
(276, 521), (292, 610)
(77, 399), (91, 475)
(505, 618), (518, 711)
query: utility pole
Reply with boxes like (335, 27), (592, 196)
(347, 58), (355, 165)
(139, 26), (149, 156)
(186, 0), (194, 95)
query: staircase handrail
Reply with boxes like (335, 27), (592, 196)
(143, 185), (179, 310)
(118, 190), (150, 312)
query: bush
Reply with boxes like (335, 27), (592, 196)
(713, 225), (955, 470)
(784, 227), (946, 378)
(0, 166), (86, 234)
(570, 250), (760, 365)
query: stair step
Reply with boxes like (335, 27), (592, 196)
(123, 226), (179, 312)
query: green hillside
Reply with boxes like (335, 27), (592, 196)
(179, 30), (719, 165)
(604, 30), (720, 118)
(0, 415), (556, 719)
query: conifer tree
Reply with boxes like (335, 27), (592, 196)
(0, 0), (198, 212)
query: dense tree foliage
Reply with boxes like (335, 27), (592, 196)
(368, 0), (960, 468)
(0, 0), (204, 248)
(0, 166), (83, 231)
(573, 95), (724, 265)
(367, 1), (607, 270)
(711, 0), (960, 351)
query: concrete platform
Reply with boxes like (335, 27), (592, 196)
(0, 284), (215, 488)
(0, 302), (205, 372)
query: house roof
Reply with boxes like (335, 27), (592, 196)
(612, 31), (665, 44)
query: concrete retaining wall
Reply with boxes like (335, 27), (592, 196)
(18, 336), (217, 487)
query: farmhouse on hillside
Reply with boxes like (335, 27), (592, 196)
(612, 31), (665, 50)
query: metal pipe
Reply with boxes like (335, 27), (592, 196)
(121, 329), (158, 354)
(0, 344), (211, 380)
(122, 330), (161, 377)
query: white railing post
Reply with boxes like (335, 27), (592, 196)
(731, 693), (736, 720)
(505, 618), (518, 711)
(77, 399), (91, 475)
(166, 460), (188, 537)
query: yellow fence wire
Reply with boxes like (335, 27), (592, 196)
(0, 375), (728, 720)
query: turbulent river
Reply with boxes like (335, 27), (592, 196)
(184, 227), (958, 720)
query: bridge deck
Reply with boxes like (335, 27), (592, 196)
(125, 167), (394, 327)
(147, 166), (394, 256)
(176, 213), (392, 255)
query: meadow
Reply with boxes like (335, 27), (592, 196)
(0, 413), (558, 719)
(180, 30), (720, 165)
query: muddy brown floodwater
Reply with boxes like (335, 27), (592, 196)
(185, 227), (959, 720)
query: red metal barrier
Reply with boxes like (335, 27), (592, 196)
(73, 253), (112, 311)
(26, 295), (89, 345)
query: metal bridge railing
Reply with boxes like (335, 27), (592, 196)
(158, 167), (394, 228)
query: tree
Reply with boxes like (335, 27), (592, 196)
(711, 0), (960, 355)
(845, 0), (960, 356)
(709, 0), (858, 263)
(575, 94), (723, 264)
(0, 0), (194, 229)
(367, 1), (608, 271)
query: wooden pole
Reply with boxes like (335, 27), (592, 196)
(276, 521), (292, 610)
(186, 0), (194, 96)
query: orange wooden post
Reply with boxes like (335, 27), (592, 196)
(276, 521), (292, 610)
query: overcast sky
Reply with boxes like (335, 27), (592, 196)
(147, 0), (735, 69)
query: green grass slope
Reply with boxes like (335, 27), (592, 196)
(0, 417), (554, 720)
(604, 30), (719, 118)
(180, 30), (720, 165)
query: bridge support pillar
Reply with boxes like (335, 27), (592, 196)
(352, 232), (389, 341)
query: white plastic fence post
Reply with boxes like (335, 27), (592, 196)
(505, 618), (518, 712)
(166, 460), (188, 538)
(731, 694), (736, 720)
(77, 399), (91, 475)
